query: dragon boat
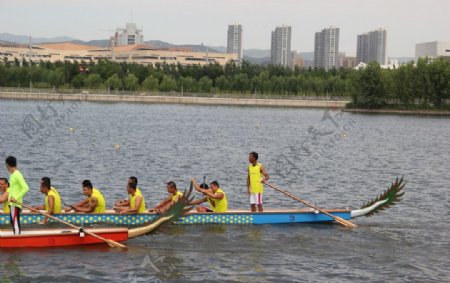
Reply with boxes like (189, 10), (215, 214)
(0, 186), (193, 248)
(0, 178), (405, 227)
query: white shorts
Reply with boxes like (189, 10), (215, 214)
(250, 193), (263, 205)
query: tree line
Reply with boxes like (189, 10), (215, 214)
(0, 57), (449, 109)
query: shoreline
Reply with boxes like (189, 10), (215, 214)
(0, 91), (349, 109)
(343, 108), (450, 116)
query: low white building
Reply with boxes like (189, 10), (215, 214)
(415, 41), (450, 61)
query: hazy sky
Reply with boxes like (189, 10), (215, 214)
(1, 0), (449, 57)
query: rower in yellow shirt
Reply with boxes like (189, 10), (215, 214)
(149, 181), (183, 213)
(114, 176), (143, 208)
(114, 182), (146, 214)
(0, 178), (10, 214)
(65, 180), (106, 213)
(190, 178), (228, 213)
(32, 177), (62, 224)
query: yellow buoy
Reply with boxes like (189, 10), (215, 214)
(114, 144), (121, 150)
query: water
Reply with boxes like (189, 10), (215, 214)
(0, 99), (449, 282)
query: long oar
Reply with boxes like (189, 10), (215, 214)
(265, 183), (357, 228)
(13, 201), (127, 248)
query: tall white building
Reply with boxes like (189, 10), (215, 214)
(415, 41), (450, 61)
(227, 24), (243, 62)
(356, 28), (387, 65)
(271, 25), (292, 67)
(314, 27), (340, 70)
(114, 23), (144, 46)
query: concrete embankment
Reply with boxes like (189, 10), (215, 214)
(0, 91), (349, 108)
(343, 108), (450, 116)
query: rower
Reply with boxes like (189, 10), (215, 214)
(5, 156), (30, 235)
(114, 182), (146, 214)
(32, 177), (62, 224)
(149, 181), (183, 213)
(190, 179), (228, 213)
(114, 176), (141, 208)
(0, 178), (10, 214)
(247, 151), (269, 212)
(66, 180), (106, 213)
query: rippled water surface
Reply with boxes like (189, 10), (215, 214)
(0, 99), (449, 282)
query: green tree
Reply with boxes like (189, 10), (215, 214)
(352, 62), (387, 108)
(198, 76), (213, 93)
(84, 74), (102, 89)
(124, 74), (139, 91)
(106, 74), (123, 90)
(159, 75), (177, 92)
(142, 75), (159, 91)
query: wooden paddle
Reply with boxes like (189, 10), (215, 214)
(264, 183), (357, 228)
(13, 201), (127, 249)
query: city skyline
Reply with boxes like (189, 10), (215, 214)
(0, 0), (449, 57)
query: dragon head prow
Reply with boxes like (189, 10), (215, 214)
(351, 176), (406, 218)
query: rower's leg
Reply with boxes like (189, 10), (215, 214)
(250, 193), (256, 212)
(257, 204), (263, 212)
(9, 206), (21, 235)
(257, 193), (263, 212)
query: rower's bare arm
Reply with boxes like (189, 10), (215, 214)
(47, 195), (55, 215)
(33, 204), (46, 210)
(123, 196), (142, 214)
(247, 170), (250, 194)
(261, 165), (270, 183)
(191, 178), (202, 192)
(190, 197), (207, 206)
(75, 198), (97, 213)
(73, 199), (89, 207)
(0, 192), (9, 203)
(211, 192), (224, 200)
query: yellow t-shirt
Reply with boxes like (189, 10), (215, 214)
(207, 188), (228, 212)
(171, 191), (183, 202)
(45, 187), (62, 213)
(89, 188), (106, 213)
(249, 163), (264, 193)
(130, 190), (146, 213)
(3, 188), (10, 214)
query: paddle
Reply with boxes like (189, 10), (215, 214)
(12, 200), (128, 249)
(264, 183), (357, 228)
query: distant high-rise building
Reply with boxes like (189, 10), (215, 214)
(415, 41), (450, 61)
(227, 24), (243, 62)
(271, 25), (292, 67)
(114, 23), (144, 46)
(356, 28), (387, 65)
(314, 27), (340, 70)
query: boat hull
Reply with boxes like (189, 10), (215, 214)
(0, 228), (129, 248)
(0, 209), (352, 226)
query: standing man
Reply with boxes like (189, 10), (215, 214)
(0, 177), (10, 214)
(5, 156), (29, 234)
(247, 152), (269, 212)
(32, 177), (62, 224)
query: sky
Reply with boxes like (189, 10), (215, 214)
(0, 0), (449, 57)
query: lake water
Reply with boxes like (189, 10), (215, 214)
(0, 99), (449, 282)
